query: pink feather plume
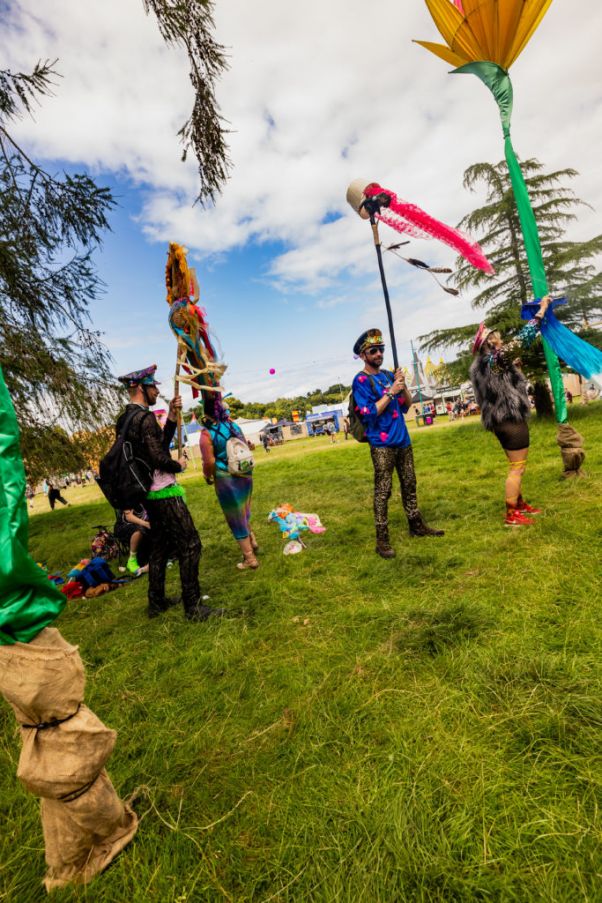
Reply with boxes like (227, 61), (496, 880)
(364, 183), (494, 275)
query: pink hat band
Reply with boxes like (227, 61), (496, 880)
(472, 322), (491, 355)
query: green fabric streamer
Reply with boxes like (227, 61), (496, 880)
(0, 365), (65, 645)
(454, 62), (568, 424)
(146, 484), (185, 501)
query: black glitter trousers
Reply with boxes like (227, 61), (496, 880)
(146, 496), (202, 615)
(370, 445), (420, 537)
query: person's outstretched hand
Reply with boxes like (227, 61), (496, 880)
(168, 395), (183, 420)
(391, 369), (407, 396)
(535, 296), (551, 320)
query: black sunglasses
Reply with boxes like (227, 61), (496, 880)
(365, 345), (385, 355)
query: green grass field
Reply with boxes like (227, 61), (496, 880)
(2, 407), (601, 902)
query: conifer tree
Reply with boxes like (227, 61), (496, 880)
(420, 159), (602, 406)
(0, 61), (118, 482)
(1, 3), (230, 482)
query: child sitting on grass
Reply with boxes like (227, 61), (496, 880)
(114, 507), (151, 575)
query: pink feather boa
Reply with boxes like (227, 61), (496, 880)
(364, 182), (494, 275)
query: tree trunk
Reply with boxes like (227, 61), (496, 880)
(533, 379), (555, 417)
(507, 210), (529, 305)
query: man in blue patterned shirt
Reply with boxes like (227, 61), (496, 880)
(352, 329), (444, 558)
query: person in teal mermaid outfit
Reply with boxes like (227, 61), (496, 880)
(199, 393), (258, 571)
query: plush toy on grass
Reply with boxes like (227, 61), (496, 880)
(268, 504), (326, 552)
(268, 505), (308, 542)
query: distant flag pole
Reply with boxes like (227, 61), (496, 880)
(411, 340), (425, 411)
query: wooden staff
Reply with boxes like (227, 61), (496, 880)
(174, 343), (186, 457)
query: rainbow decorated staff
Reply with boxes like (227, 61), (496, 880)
(346, 179), (492, 368)
(415, 0), (601, 474)
(165, 242), (227, 451)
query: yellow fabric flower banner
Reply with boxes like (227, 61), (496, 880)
(414, 0), (572, 425)
(415, 0), (553, 70)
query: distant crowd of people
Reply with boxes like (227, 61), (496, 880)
(446, 399), (479, 420)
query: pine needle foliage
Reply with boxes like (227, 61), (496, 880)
(0, 60), (57, 120)
(143, 0), (231, 204)
(0, 61), (119, 483)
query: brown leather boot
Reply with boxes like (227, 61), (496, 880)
(375, 526), (396, 559)
(408, 515), (445, 537)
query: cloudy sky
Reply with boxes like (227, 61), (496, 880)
(3, 1), (602, 403)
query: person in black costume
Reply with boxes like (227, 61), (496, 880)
(116, 365), (222, 621)
(470, 297), (550, 527)
(47, 482), (69, 510)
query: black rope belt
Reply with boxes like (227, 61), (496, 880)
(21, 703), (81, 731)
(59, 775), (99, 803)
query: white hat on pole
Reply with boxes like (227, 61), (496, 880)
(346, 179), (372, 219)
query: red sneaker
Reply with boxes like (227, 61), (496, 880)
(504, 509), (534, 527)
(518, 500), (542, 515)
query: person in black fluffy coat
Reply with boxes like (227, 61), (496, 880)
(470, 296), (550, 527)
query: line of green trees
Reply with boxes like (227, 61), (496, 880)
(185, 384), (352, 424)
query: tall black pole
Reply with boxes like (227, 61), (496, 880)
(368, 214), (399, 370)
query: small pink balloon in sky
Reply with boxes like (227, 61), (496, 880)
(269, 368), (276, 375)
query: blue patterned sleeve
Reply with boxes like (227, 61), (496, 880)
(352, 374), (379, 426)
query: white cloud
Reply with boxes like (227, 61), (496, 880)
(3, 0), (601, 402)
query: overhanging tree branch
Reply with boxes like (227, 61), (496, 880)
(143, 0), (231, 204)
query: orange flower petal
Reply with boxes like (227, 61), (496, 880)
(504, 0), (554, 68)
(461, 0), (497, 60)
(424, 0), (485, 61)
(495, 0), (525, 67)
(418, 0), (555, 69)
(413, 40), (469, 68)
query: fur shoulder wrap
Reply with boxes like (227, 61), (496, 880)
(470, 353), (530, 431)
